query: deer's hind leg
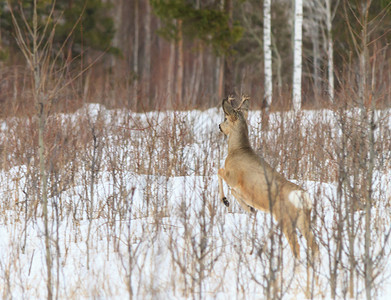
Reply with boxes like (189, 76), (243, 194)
(274, 209), (300, 259)
(297, 210), (319, 257)
(282, 219), (300, 259)
(231, 189), (256, 213)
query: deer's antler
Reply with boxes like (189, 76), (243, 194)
(227, 95), (235, 104)
(236, 95), (250, 110)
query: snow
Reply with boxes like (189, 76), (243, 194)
(0, 104), (390, 299)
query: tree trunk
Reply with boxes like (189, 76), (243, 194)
(176, 19), (184, 106)
(38, 103), (52, 300)
(292, 0), (303, 111)
(272, 36), (282, 98)
(263, 0), (272, 110)
(144, 0), (152, 107)
(83, 65), (91, 103)
(133, 0), (139, 110)
(13, 67), (18, 102)
(195, 50), (203, 106)
(111, 0), (123, 69)
(189, 47), (203, 106)
(325, 0), (334, 103)
(216, 0), (225, 100)
(311, 20), (320, 99)
(223, 0), (234, 96)
(360, 4), (372, 300)
(168, 40), (175, 109)
(32, 4), (52, 298)
(217, 56), (224, 99)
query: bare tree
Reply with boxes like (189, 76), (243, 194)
(9, 1), (97, 297)
(305, 0), (339, 103)
(9, 2), (57, 297)
(325, 0), (338, 103)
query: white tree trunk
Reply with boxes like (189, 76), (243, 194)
(325, 0), (334, 103)
(292, 0), (303, 112)
(263, 0), (272, 109)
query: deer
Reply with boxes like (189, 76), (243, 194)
(217, 95), (319, 259)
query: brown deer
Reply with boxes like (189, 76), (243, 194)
(218, 95), (319, 259)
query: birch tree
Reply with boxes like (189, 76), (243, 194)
(306, 0), (339, 103)
(263, 0), (272, 110)
(318, 0), (339, 103)
(292, 0), (303, 111)
(325, 0), (335, 103)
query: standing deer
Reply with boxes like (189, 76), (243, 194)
(218, 95), (319, 258)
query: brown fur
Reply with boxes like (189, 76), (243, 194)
(218, 96), (319, 258)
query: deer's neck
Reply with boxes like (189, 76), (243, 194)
(228, 124), (252, 153)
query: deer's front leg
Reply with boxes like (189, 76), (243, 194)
(218, 168), (230, 207)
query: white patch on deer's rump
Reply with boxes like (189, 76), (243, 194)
(288, 190), (312, 209)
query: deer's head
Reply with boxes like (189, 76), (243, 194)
(219, 95), (249, 137)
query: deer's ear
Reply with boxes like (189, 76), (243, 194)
(240, 99), (249, 119)
(222, 98), (235, 116)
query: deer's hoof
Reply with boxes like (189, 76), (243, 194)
(222, 197), (229, 207)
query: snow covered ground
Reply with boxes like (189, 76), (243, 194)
(0, 104), (390, 299)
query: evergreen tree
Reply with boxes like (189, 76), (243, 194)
(150, 0), (243, 55)
(55, 0), (117, 58)
(0, 0), (117, 62)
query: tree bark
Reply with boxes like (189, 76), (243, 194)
(271, 35), (282, 98)
(263, 0), (272, 110)
(217, 56), (224, 99)
(176, 19), (184, 106)
(292, 0), (303, 111)
(133, 0), (139, 110)
(167, 39), (175, 109)
(360, 4), (372, 299)
(311, 20), (321, 98)
(216, 0), (225, 100)
(144, 0), (152, 107)
(325, 0), (334, 103)
(223, 0), (234, 96)
(31, 4), (52, 298)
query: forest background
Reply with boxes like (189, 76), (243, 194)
(1, 0), (391, 114)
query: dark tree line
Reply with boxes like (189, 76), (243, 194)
(1, 0), (391, 112)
